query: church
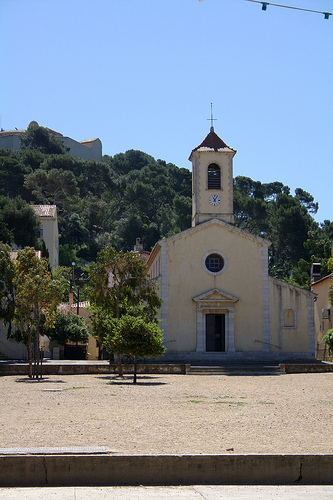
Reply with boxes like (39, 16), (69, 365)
(146, 126), (316, 363)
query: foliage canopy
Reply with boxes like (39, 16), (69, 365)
(89, 247), (163, 378)
(44, 311), (89, 346)
(0, 126), (332, 287)
(13, 247), (64, 378)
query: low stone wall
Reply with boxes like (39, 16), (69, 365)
(1, 362), (332, 376)
(0, 454), (332, 487)
(280, 363), (333, 373)
(0, 363), (189, 376)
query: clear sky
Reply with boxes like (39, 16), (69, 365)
(1, 0), (332, 223)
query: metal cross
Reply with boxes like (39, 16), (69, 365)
(207, 103), (217, 131)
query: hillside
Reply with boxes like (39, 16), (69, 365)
(0, 126), (332, 287)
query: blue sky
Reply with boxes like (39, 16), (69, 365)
(1, 0), (332, 223)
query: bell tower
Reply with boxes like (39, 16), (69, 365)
(189, 126), (236, 227)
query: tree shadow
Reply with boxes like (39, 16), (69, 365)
(14, 377), (67, 383)
(108, 380), (167, 386)
(224, 372), (282, 377)
(98, 375), (167, 385)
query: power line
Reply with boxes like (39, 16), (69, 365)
(245, 0), (332, 19)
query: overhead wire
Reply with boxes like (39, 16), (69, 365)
(244, 0), (332, 19)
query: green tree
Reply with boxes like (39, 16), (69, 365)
(295, 188), (319, 214)
(114, 213), (144, 252)
(44, 311), (89, 346)
(104, 149), (154, 175)
(89, 247), (162, 376)
(0, 195), (41, 248)
(268, 193), (315, 276)
(323, 329), (333, 352)
(321, 220), (333, 241)
(0, 149), (33, 200)
(20, 125), (69, 155)
(0, 243), (15, 336)
(13, 247), (64, 379)
(103, 314), (165, 383)
(24, 168), (79, 206)
(173, 194), (191, 231)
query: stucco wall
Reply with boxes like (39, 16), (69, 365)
(40, 217), (59, 271)
(313, 277), (332, 345)
(0, 321), (27, 360)
(62, 137), (102, 162)
(269, 278), (315, 355)
(0, 135), (21, 150)
(192, 151), (234, 226)
(157, 222), (269, 353)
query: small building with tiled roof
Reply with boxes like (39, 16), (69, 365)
(32, 205), (59, 271)
(0, 121), (102, 161)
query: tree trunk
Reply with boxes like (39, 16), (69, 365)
(36, 330), (41, 380)
(133, 355), (137, 384)
(116, 297), (123, 377)
(27, 326), (33, 379)
(117, 353), (123, 377)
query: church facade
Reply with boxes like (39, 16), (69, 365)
(146, 127), (315, 363)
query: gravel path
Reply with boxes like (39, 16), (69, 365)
(1, 372), (332, 455)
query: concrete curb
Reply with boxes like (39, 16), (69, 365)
(1, 454), (332, 487)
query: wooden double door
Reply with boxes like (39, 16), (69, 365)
(206, 314), (225, 352)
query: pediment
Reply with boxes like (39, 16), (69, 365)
(192, 288), (239, 303)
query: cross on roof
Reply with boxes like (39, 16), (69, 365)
(207, 103), (217, 132)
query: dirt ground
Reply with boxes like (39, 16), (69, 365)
(1, 372), (332, 455)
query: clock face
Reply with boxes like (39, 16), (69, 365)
(209, 194), (221, 206)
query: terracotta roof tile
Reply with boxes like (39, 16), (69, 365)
(79, 138), (100, 148)
(32, 205), (57, 218)
(312, 273), (333, 285)
(189, 129), (236, 160)
(0, 130), (25, 137)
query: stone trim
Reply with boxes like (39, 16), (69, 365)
(193, 291), (238, 353)
(160, 245), (169, 344)
(307, 295), (315, 354)
(201, 249), (228, 276)
(163, 217), (271, 247)
(227, 156), (234, 224)
(192, 155), (201, 227)
(261, 245), (271, 352)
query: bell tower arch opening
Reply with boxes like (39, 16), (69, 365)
(207, 163), (221, 190)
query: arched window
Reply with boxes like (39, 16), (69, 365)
(283, 308), (296, 328)
(207, 163), (221, 190)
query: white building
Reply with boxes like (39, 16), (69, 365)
(0, 121), (102, 162)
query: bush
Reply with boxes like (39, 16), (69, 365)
(45, 311), (89, 346)
(323, 329), (333, 351)
(105, 314), (165, 359)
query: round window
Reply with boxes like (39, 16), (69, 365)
(205, 253), (224, 273)
(202, 250), (228, 276)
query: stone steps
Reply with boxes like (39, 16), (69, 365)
(188, 365), (282, 375)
